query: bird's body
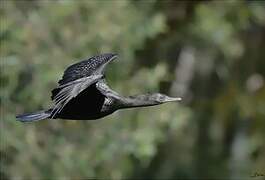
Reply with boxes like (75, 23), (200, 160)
(16, 53), (181, 122)
(53, 83), (112, 120)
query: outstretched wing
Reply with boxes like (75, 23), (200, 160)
(50, 53), (117, 118)
(58, 53), (117, 85)
(51, 75), (103, 118)
(95, 79), (123, 100)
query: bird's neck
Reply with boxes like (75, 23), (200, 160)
(119, 94), (159, 109)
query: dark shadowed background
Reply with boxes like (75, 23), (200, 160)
(1, 0), (265, 179)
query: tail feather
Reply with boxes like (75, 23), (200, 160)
(16, 110), (51, 122)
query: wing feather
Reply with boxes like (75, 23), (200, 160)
(58, 53), (117, 86)
(50, 53), (117, 118)
(95, 80), (123, 100)
(51, 75), (103, 118)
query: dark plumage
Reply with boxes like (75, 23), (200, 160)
(16, 53), (181, 122)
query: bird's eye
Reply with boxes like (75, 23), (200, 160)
(158, 95), (164, 101)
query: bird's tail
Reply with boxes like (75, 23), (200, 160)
(16, 110), (51, 122)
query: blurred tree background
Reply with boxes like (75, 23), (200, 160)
(1, 0), (265, 179)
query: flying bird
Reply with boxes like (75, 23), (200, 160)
(16, 53), (181, 122)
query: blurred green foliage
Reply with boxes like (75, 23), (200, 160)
(1, 0), (265, 179)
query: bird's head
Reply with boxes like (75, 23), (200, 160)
(148, 93), (182, 104)
(122, 93), (181, 109)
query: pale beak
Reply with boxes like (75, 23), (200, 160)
(164, 96), (182, 102)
